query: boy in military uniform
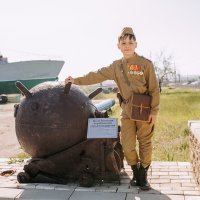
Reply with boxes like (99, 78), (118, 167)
(65, 27), (160, 190)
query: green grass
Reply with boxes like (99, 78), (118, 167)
(100, 87), (200, 162)
(8, 152), (30, 164)
(152, 87), (200, 161)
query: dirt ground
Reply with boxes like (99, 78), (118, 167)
(0, 103), (22, 158)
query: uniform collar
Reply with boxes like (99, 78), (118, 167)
(121, 52), (138, 67)
(124, 52), (138, 63)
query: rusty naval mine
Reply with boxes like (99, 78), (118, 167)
(14, 81), (124, 187)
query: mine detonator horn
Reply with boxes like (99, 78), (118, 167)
(64, 82), (72, 95)
(15, 81), (32, 98)
(88, 87), (103, 99)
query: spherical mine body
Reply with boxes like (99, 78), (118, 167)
(15, 82), (95, 158)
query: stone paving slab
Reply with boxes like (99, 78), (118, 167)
(126, 193), (185, 200)
(0, 188), (23, 200)
(185, 197), (200, 200)
(0, 158), (200, 199)
(16, 189), (74, 200)
(69, 191), (126, 200)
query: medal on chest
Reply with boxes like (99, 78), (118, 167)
(128, 64), (144, 76)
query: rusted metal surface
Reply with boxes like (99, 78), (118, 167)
(0, 169), (16, 177)
(15, 81), (124, 186)
(15, 81), (32, 98)
(15, 81), (95, 158)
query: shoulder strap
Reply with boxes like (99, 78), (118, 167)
(120, 59), (133, 90)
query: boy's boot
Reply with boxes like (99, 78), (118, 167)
(139, 165), (151, 190)
(130, 164), (140, 186)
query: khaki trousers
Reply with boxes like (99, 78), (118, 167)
(120, 104), (154, 168)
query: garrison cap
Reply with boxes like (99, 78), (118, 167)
(119, 27), (136, 40)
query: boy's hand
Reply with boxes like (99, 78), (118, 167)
(148, 115), (157, 125)
(65, 76), (74, 84)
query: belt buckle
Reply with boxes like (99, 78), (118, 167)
(124, 99), (129, 104)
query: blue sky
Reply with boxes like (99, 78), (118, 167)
(0, 0), (199, 80)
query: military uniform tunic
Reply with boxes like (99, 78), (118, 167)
(74, 53), (160, 167)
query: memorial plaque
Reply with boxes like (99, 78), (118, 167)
(87, 118), (118, 138)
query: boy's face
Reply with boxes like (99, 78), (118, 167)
(117, 36), (137, 59)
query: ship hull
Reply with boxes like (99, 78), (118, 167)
(0, 78), (57, 94)
(0, 60), (64, 94)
